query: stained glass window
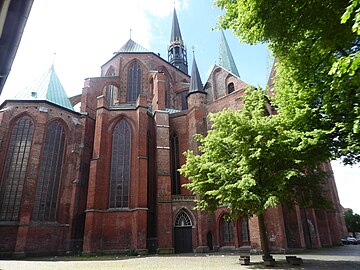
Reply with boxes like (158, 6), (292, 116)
(0, 117), (34, 221)
(109, 119), (131, 208)
(222, 219), (234, 242)
(127, 62), (141, 102)
(32, 121), (66, 221)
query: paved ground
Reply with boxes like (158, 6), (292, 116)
(0, 245), (359, 270)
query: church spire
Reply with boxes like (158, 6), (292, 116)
(188, 53), (204, 94)
(218, 30), (240, 77)
(168, 8), (188, 74)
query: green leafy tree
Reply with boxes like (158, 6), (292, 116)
(344, 209), (360, 237)
(214, 0), (360, 164)
(180, 88), (330, 259)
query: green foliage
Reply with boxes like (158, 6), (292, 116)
(180, 88), (330, 218)
(214, 0), (360, 164)
(344, 209), (360, 234)
(330, 1), (360, 79)
(126, 248), (139, 256)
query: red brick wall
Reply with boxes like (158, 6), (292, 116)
(0, 101), (87, 255)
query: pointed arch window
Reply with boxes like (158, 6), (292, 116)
(105, 66), (115, 77)
(222, 218), (234, 243)
(227, 82), (235, 94)
(164, 74), (170, 108)
(105, 84), (120, 106)
(110, 119), (131, 208)
(179, 91), (188, 110)
(0, 117), (34, 221)
(170, 132), (181, 195)
(175, 210), (192, 227)
(241, 219), (250, 242)
(127, 61), (142, 102)
(32, 121), (66, 221)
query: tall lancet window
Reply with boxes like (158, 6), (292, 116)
(170, 132), (181, 194)
(0, 117), (34, 221)
(164, 74), (170, 108)
(127, 61), (141, 102)
(110, 119), (131, 208)
(222, 218), (234, 243)
(32, 121), (66, 221)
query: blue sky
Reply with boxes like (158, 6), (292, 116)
(1, 0), (359, 214)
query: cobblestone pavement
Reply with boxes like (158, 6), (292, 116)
(0, 245), (359, 270)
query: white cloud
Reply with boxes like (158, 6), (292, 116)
(2, 0), (190, 100)
(331, 160), (360, 214)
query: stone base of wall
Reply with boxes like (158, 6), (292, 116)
(157, 247), (174, 254)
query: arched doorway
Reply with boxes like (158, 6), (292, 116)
(174, 210), (193, 253)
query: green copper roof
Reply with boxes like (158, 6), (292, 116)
(189, 57), (204, 93)
(118, 38), (149, 53)
(14, 65), (74, 110)
(218, 30), (240, 77)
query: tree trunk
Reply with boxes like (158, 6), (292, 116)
(258, 212), (271, 259)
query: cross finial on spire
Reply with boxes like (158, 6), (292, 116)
(130, 29), (132, 39)
(192, 45), (195, 59)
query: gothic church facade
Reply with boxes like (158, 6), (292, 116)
(0, 9), (347, 256)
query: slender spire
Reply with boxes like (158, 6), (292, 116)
(218, 30), (240, 77)
(170, 8), (183, 44)
(14, 65), (74, 111)
(188, 54), (204, 94)
(168, 8), (188, 74)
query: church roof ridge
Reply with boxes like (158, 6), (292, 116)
(218, 30), (240, 78)
(14, 65), (74, 111)
(118, 38), (149, 53)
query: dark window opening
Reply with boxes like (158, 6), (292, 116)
(0, 117), (34, 221)
(222, 219), (234, 243)
(170, 133), (181, 195)
(227, 82), (235, 94)
(128, 62), (141, 102)
(179, 91), (188, 110)
(109, 119), (131, 208)
(32, 121), (66, 221)
(241, 219), (250, 243)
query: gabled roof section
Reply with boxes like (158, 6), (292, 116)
(170, 8), (183, 44)
(117, 38), (149, 53)
(14, 65), (74, 111)
(218, 30), (240, 78)
(188, 57), (204, 94)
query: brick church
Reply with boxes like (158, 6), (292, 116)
(0, 9), (347, 256)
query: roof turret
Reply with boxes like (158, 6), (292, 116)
(218, 30), (240, 77)
(14, 65), (74, 111)
(188, 56), (204, 94)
